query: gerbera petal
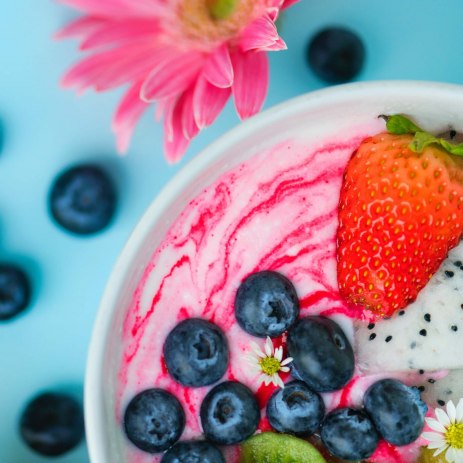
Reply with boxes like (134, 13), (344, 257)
(193, 76), (231, 130)
(232, 50), (269, 120)
(448, 400), (457, 423)
(453, 448), (463, 463)
(141, 52), (203, 102)
(263, 375), (272, 386)
(456, 399), (463, 422)
(436, 407), (452, 427)
(282, 0), (300, 8)
(422, 432), (446, 444)
(58, 0), (158, 18)
(239, 14), (286, 52)
(203, 44), (234, 89)
(177, 86), (199, 140)
(163, 98), (190, 164)
(62, 43), (163, 92)
(280, 366), (290, 372)
(112, 80), (149, 153)
(427, 441), (447, 450)
(426, 417), (447, 433)
(80, 18), (160, 50)
(55, 16), (107, 39)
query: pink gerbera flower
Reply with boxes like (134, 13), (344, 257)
(57, 0), (298, 163)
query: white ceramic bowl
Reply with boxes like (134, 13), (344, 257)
(85, 81), (463, 463)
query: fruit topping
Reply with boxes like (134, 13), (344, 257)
(19, 391), (84, 456)
(320, 407), (379, 461)
(235, 270), (299, 338)
(164, 318), (229, 387)
(124, 389), (185, 453)
(337, 115), (463, 317)
(161, 440), (225, 463)
(246, 336), (292, 389)
(364, 378), (427, 446)
(49, 163), (117, 235)
(287, 316), (354, 392)
(200, 381), (260, 445)
(240, 432), (327, 463)
(0, 263), (31, 321)
(266, 380), (325, 437)
(307, 27), (365, 84)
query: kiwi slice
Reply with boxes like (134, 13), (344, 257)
(240, 432), (327, 463)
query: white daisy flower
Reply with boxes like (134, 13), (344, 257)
(422, 399), (463, 463)
(245, 336), (293, 389)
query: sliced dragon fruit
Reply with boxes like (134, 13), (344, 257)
(355, 242), (463, 373)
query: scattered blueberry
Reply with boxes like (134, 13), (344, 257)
(161, 441), (225, 463)
(287, 316), (354, 392)
(19, 392), (84, 456)
(0, 263), (31, 321)
(164, 318), (229, 387)
(321, 408), (379, 461)
(49, 164), (117, 235)
(363, 378), (427, 446)
(266, 380), (325, 437)
(200, 381), (260, 445)
(124, 389), (185, 453)
(307, 27), (365, 84)
(234, 271), (299, 338)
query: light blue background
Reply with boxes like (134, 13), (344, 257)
(1, 1), (463, 462)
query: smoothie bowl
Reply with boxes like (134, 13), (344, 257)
(86, 82), (463, 463)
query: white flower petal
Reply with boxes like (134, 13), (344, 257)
(428, 441), (447, 450)
(265, 337), (274, 356)
(434, 444), (449, 457)
(273, 374), (284, 389)
(452, 448), (463, 463)
(263, 375), (272, 386)
(426, 417), (447, 433)
(250, 342), (266, 358)
(422, 432), (446, 444)
(274, 347), (283, 362)
(456, 399), (463, 422)
(281, 357), (293, 366)
(436, 407), (452, 427)
(448, 400), (457, 423)
(447, 446), (457, 463)
(280, 366), (290, 373)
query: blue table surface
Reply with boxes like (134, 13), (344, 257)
(2, 1), (463, 461)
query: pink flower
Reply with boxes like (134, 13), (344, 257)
(56, 0), (298, 163)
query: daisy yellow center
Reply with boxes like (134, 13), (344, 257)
(178, 0), (256, 46)
(445, 423), (463, 449)
(259, 357), (281, 376)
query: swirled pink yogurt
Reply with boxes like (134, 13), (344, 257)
(116, 133), (437, 463)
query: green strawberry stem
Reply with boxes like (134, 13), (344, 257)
(380, 114), (463, 156)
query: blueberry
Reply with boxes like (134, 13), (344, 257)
(0, 263), (31, 321)
(266, 380), (325, 436)
(287, 316), (354, 392)
(49, 164), (117, 235)
(321, 408), (379, 461)
(19, 392), (84, 456)
(364, 378), (427, 446)
(200, 381), (260, 445)
(124, 389), (185, 453)
(234, 271), (299, 338)
(307, 27), (365, 84)
(164, 318), (229, 387)
(161, 441), (225, 463)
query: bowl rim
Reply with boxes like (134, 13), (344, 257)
(84, 80), (463, 463)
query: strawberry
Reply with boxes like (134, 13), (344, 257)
(337, 115), (463, 317)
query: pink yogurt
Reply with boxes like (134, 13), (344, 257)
(117, 135), (425, 463)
